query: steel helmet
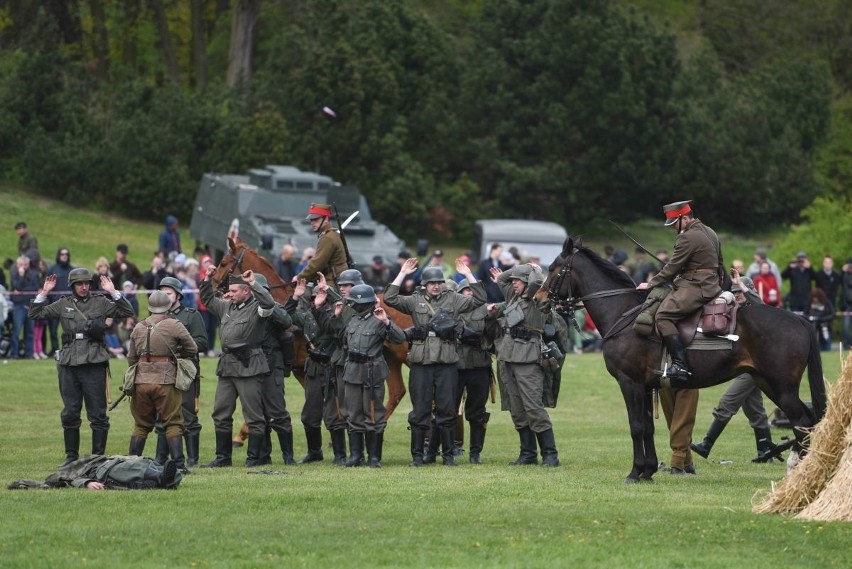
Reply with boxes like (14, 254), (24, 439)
(158, 276), (184, 297)
(348, 284), (377, 304)
(253, 273), (269, 290)
(421, 267), (444, 284)
(68, 268), (94, 286)
(148, 291), (172, 314)
(337, 269), (364, 286)
(444, 279), (458, 292)
(457, 278), (471, 293)
(510, 264), (533, 283)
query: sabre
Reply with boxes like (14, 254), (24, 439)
(333, 203), (356, 269)
(109, 392), (127, 411)
(609, 219), (666, 265)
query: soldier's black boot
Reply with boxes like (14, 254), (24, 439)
(145, 459), (178, 488)
(155, 433), (169, 465)
(690, 419), (728, 459)
(441, 427), (457, 466)
(752, 427), (782, 463)
(167, 436), (188, 473)
(423, 420), (439, 464)
(409, 427), (425, 467)
(202, 431), (233, 467)
(91, 429), (108, 455)
(469, 423), (486, 464)
(658, 335), (692, 386)
(184, 433), (200, 467)
(128, 435), (147, 457)
(536, 428), (560, 467)
(278, 430), (297, 465)
(299, 427), (324, 464)
(245, 433), (265, 467)
(60, 428), (80, 467)
(345, 432), (365, 467)
(259, 430), (272, 466)
(367, 432), (383, 468)
(331, 429), (348, 466)
(509, 427), (538, 465)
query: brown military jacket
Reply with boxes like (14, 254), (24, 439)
(127, 314), (197, 385)
(648, 219), (723, 301)
(297, 222), (347, 285)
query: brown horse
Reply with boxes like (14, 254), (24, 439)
(209, 237), (411, 418)
(538, 237), (826, 483)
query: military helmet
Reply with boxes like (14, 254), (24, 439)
(457, 278), (471, 292)
(348, 284), (377, 304)
(421, 266), (444, 284)
(444, 279), (458, 292)
(148, 291), (172, 314)
(510, 264), (533, 283)
(337, 269), (364, 286)
(68, 268), (94, 286)
(158, 276), (184, 297)
(254, 273), (269, 290)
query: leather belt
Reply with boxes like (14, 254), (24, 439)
(144, 355), (173, 363)
(683, 268), (716, 273)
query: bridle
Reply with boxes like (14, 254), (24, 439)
(544, 248), (642, 339)
(212, 246), (289, 292)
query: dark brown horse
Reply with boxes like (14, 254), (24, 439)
(209, 237), (411, 418)
(538, 237), (826, 483)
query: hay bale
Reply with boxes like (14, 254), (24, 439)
(753, 353), (852, 516)
(797, 420), (852, 521)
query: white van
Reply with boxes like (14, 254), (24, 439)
(472, 219), (568, 265)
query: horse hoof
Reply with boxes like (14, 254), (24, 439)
(624, 476), (640, 484)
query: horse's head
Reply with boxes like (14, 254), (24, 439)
(538, 236), (580, 306)
(209, 237), (244, 292)
(210, 237), (294, 303)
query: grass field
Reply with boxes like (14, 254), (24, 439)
(0, 352), (848, 568)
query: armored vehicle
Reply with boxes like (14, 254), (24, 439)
(472, 219), (567, 264)
(189, 165), (405, 266)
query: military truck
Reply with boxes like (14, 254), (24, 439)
(472, 219), (568, 265)
(189, 165), (405, 266)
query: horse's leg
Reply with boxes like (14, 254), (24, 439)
(617, 376), (651, 483)
(384, 345), (407, 420)
(640, 388), (658, 480)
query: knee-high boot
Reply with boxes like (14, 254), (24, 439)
(128, 435), (146, 457)
(167, 436), (188, 472)
(299, 427), (324, 463)
(409, 427), (425, 467)
(184, 433), (200, 467)
(278, 430), (296, 465)
(367, 432), (383, 468)
(331, 429), (347, 466)
(245, 433), (265, 467)
(91, 429), (108, 455)
(509, 427), (538, 465)
(345, 432), (364, 467)
(536, 428), (560, 467)
(60, 428), (80, 467)
(202, 431), (233, 468)
(155, 433), (169, 465)
(690, 419), (728, 459)
(469, 423), (486, 464)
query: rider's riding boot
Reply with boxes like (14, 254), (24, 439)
(690, 419), (728, 459)
(155, 433), (169, 465)
(345, 431), (365, 467)
(409, 428), (425, 467)
(299, 427), (324, 464)
(184, 433), (200, 467)
(128, 435), (146, 457)
(440, 427), (457, 466)
(61, 428), (81, 468)
(659, 334), (692, 386)
(509, 427), (538, 465)
(536, 428), (560, 467)
(469, 422), (486, 464)
(202, 431), (233, 468)
(91, 429), (108, 455)
(331, 429), (348, 466)
(752, 427), (782, 463)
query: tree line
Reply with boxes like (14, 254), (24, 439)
(0, 0), (848, 242)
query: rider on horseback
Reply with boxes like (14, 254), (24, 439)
(637, 201), (724, 386)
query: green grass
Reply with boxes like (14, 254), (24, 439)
(0, 353), (848, 568)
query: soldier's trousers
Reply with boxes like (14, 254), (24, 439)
(408, 363), (457, 430)
(301, 363), (344, 431)
(211, 375), (265, 435)
(500, 361), (551, 433)
(58, 363), (110, 433)
(660, 386), (699, 469)
(455, 366), (491, 426)
(344, 377), (386, 434)
(260, 367), (292, 434)
(154, 378), (201, 437)
(711, 373), (769, 429)
(131, 383), (184, 439)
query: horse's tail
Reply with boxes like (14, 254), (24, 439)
(805, 322), (827, 422)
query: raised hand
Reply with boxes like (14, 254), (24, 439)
(293, 278), (307, 299)
(489, 267), (502, 283)
(41, 274), (57, 294)
(100, 274), (117, 295)
(241, 270), (255, 286)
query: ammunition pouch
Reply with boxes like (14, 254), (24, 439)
(223, 343), (254, 364)
(409, 326), (429, 342)
(308, 349), (331, 363)
(542, 322), (557, 342)
(348, 351), (374, 364)
(458, 326), (482, 347)
(84, 319), (107, 342)
(509, 325), (538, 341)
(428, 309), (459, 341)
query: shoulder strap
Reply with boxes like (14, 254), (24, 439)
(150, 321), (179, 362)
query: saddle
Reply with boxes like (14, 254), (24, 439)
(635, 288), (739, 346)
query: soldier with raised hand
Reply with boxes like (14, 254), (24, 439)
(199, 269), (277, 468)
(151, 277), (208, 468)
(385, 257), (485, 467)
(126, 291), (197, 472)
(29, 268), (135, 466)
(293, 203), (348, 288)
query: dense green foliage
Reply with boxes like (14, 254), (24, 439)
(0, 0), (848, 243)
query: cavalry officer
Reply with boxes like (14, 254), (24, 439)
(385, 257), (485, 467)
(637, 200), (723, 386)
(153, 276), (208, 467)
(126, 291), (197, 471)
(488, 264), (559, 467)
(199, 269), (277, 467)
(293, 203), (348, 288)
(30, 268), (135, 466)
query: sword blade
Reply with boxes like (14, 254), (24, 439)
(340, 211), (359, 230)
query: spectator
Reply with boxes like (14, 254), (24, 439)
(121, 281), (139, 317)
(632, 250), (670, 286)
(198, 255), (218, 356)
(15, 221), (40, 270)
(46, 247), (74, 355)
(781, 251), (815, 312)
(142, 254), (168, 291)
(10, 255), (39, 359)
(814, 255), (841, 309)
(295, 247), (316, 274)
(425, 249), (454, 278)
(806, 288), (835, 351)
(752, 261), (782, 307)
(91, 257), (113, 290)
(117, 316), (137, 354)
(746, 247), (782, 286)
(183, 259), (199, 309)
(103, 317), (125, 359)
(840, 258), (852, 349)
(159, 215), (182, 257)
(478, 243), (509, 302)
(109, 244), (143, 286)
(275, 244), (297, 282)
(453, 255), (475, 283)
(363, 255), (390, 292)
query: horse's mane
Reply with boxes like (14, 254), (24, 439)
(576, 245), (638, 289)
